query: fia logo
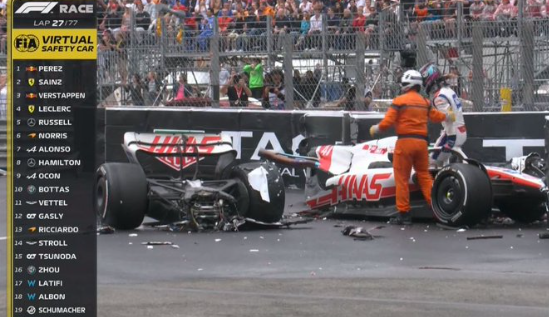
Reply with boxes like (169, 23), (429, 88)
(14, 35), (39, 53)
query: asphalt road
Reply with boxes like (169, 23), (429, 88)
(1, 177), (549, 316)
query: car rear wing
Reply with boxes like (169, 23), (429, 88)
(123, 131), (236, 158)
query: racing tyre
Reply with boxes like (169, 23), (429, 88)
(432, 163), (492, 227)
(496, 200), (547, 224)
(231, 161), (285, 223)
(94, 163), (148, 230)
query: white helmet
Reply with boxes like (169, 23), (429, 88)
(400, 70), (423, 92)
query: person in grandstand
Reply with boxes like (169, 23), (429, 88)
(243, 58), (264, 100)
(261, 70), (286, 110)
(124, 73), (146, 106)
(173, 74), (198, 102)
(221, 73), (252, 107)
(419, 63), (467, 168)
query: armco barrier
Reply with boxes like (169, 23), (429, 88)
(100, 108), (548, 188)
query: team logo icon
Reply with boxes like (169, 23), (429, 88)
(27, 158), (36, 167)
(27, 306), (36, 315)
(27, 118), (36, 127)
(28, 133), (37, 139)
(28, 78), (35, 87)
(26, 93), (37, 99)
(26, 66), (37, 72)
(27, 266), (36, 275)
(28, 105), (35, 114)
(28, 227), (37, 233)
(27, 185), (36, 194)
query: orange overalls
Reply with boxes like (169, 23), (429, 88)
(377, 90), (447, 213)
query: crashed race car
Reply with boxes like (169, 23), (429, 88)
(259, 136), (549, 227)
(94, 130), (285, 231)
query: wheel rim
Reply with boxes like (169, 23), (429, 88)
(435, 176), (463, 217)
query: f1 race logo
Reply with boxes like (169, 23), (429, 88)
(15, 2), (57, 14)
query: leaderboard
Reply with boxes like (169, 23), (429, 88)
(9, 1), (97, 316)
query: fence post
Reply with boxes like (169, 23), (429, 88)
(456, 1), (462, 59)
(521, 19), (535, 111)
(355, 33), (366, 111)
(322, 13), (328, 102)
(416, 23), (429, 68)
(160, 15), (166, 79)
(283, 34), (294, 110)
(379, 6), (385, 52)
(211, 18), (220, 108)
(472, 21), (484, 112)
(267, 16), (273, 71)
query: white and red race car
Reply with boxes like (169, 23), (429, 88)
(260, 136), (549, 227)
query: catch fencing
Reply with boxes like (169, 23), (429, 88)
(1, 3), (549, 111)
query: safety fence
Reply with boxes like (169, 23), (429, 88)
(1, 2), (549, 111)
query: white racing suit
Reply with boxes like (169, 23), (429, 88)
(431, 86), (467, 166)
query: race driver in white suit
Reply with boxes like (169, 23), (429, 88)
(419, 63), (467, 168)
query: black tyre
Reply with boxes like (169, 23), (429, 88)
(432, 163), (492, 227)
(496, 200), (547, 224)
(231, 161), (285, 223)
(94, 163), (148, 230)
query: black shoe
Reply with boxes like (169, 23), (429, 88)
(389, 212), (412, 225)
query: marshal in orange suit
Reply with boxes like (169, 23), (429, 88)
(370, 70), (455, 225)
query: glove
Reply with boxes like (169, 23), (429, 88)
(447, 108), (456, 122)
(370, 125), (379, 138)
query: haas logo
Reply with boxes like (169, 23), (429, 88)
(140, 135), (222, 171)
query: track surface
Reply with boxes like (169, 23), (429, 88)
(1, 178), (549, 316)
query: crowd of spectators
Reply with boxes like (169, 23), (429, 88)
(95, 0), (549, 108)
(96, 0), (549, 52)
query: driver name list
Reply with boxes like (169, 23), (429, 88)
(9, 0), (97, 316)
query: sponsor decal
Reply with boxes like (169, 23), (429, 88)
(138, 135), (222, 171)
(307, 173), (394, 209)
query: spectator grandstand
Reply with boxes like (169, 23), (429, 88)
(1, 0), (548, 111)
